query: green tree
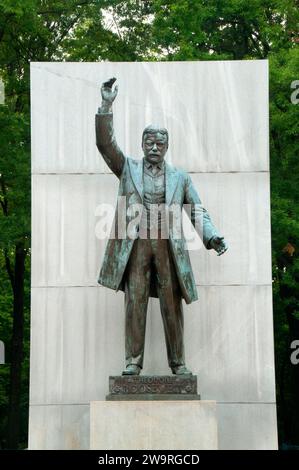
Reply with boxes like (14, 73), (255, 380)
(270, 46), (299, 443)
(150, 0), (298, 60)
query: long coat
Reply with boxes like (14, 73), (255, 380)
(96, 112), (219, 304)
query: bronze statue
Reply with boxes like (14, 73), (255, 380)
(96, 78), (228, 376)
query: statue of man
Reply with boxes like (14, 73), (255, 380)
(96, 77), (228, 376)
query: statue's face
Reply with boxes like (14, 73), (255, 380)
(142, 132), (168, 164)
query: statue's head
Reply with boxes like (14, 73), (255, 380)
(142, 125), (168, 164)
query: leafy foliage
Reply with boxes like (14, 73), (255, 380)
(270, 46), (299, 443)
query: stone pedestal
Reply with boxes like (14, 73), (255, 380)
(90, 400), (218, 450)
(106, 375), (200, 400)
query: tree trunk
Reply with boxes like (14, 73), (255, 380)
(7, 242), (26, 449)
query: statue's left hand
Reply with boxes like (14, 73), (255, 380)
(209, 236), (228, 256)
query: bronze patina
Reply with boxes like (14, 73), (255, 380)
(95, 77), (228, 377)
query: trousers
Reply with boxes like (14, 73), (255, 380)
(124, 236), (185, 369)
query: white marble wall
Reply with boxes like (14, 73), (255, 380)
(29, 61), (277, 450)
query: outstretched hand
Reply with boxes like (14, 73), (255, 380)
(101, 77), (118, 104)
(209, 236), (228, 256)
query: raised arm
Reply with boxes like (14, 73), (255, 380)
(95, 78), (125, 178)
(184, 174), (228, 256)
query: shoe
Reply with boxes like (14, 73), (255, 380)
(122, 364), (141, 376)
(171, 365), (192, 376)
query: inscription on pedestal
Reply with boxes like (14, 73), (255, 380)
(107, 375), (199, 400)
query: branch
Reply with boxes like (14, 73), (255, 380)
(111, 13), (123, 40)
(271, 129), (282, 160)
(0, 13), (14, 44)
(251, 21), (271, 56)
(50, 13), (83, 50)
(0, 176), (15, 289)
(4, 248), (15, 292)
(37, 1), (100, 15)
(248, 33), (265, 58)
(0, 176), (8, 216)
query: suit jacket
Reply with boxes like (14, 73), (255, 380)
(95, 112), (219, 304)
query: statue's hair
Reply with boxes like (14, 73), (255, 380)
(142, 125), (169, 146)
